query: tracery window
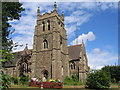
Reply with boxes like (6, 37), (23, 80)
(17, 51), (31, 76)
(22, 62), (28, 73)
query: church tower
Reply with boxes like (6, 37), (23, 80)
(30, 2), (69, 81)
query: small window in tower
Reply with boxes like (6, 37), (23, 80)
(47, 20), (50, 30)
(42, 21), (45, 31)
(58, 21), (60, 25)
(61, 24), (62, 27)
(60, 36), (62, 44)
(43, 40), (48, 49)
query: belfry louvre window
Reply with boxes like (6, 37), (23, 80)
(42, 21), (45, 31)
(47, 20), (50, 30)
(43, 40), (48, 49)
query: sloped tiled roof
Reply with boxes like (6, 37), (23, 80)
(4, 49), (32, 68)
(4, 51), (22, 68)
(68, 44), (82, 60)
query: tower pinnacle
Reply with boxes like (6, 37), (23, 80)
(62, 11), (64, 21)
(37, 6), (40, 14)
(26, 43), (28, 47)
(82, 39), (83, 42)
(62, 11), (64, 16)
(82, 39), (85, 46)
(54, 2), (57, 11)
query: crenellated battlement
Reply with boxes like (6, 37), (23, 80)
(37, 2), (64, 23)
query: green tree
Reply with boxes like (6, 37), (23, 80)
(85, 70), (111, 89)
(102, 65), (120, 83)
(1, 2), (24, 89)
(2, 2), (25, 52)
(0, 71), (11, 89)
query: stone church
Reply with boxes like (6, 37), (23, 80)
(4, 3), (90, 82)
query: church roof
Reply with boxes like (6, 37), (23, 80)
(4, 51), (22, 68)
(5, 44), (82, 68)
(68, 44), (82, 60)
(4, 49), (32, 68)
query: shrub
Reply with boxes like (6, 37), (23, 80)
(20, 75), (29, 85)
(64, 75), (83, 85)
(11, 76), (19, 85)
(85, 70), (111, 89)
(71, 74), (78, 82)
(1, 72), (11, 89)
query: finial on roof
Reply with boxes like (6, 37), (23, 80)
(62, 11), (64, 16)
(82, 39), (84, 42)
(25, 43), (28, 50)
(82, 39), (85, 45)
(26, 43), (28, 47)
(54, 2), (57, 11)
(37, 6), (40, 14)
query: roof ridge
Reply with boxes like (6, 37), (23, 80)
(68, 44), (82, 47)
(12, 49), (33, 53)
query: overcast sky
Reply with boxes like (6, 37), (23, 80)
(9, 0), (118, 69)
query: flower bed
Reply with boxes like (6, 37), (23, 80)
(29, 81), (62, 88)
(29, 81), (40, 87)
(40, 81), (62, 88)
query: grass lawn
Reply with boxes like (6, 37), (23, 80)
(110, 83), (120, 88)
(10, 85), (38, 88)
(10, 85), (84, 88)
(63, 85), (84, 88)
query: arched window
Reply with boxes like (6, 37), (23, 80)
(43, 40), (48, 49)
(47, 20), (50, 30)
(42, 21), (45, 31)
(22, 62), (28, 73)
